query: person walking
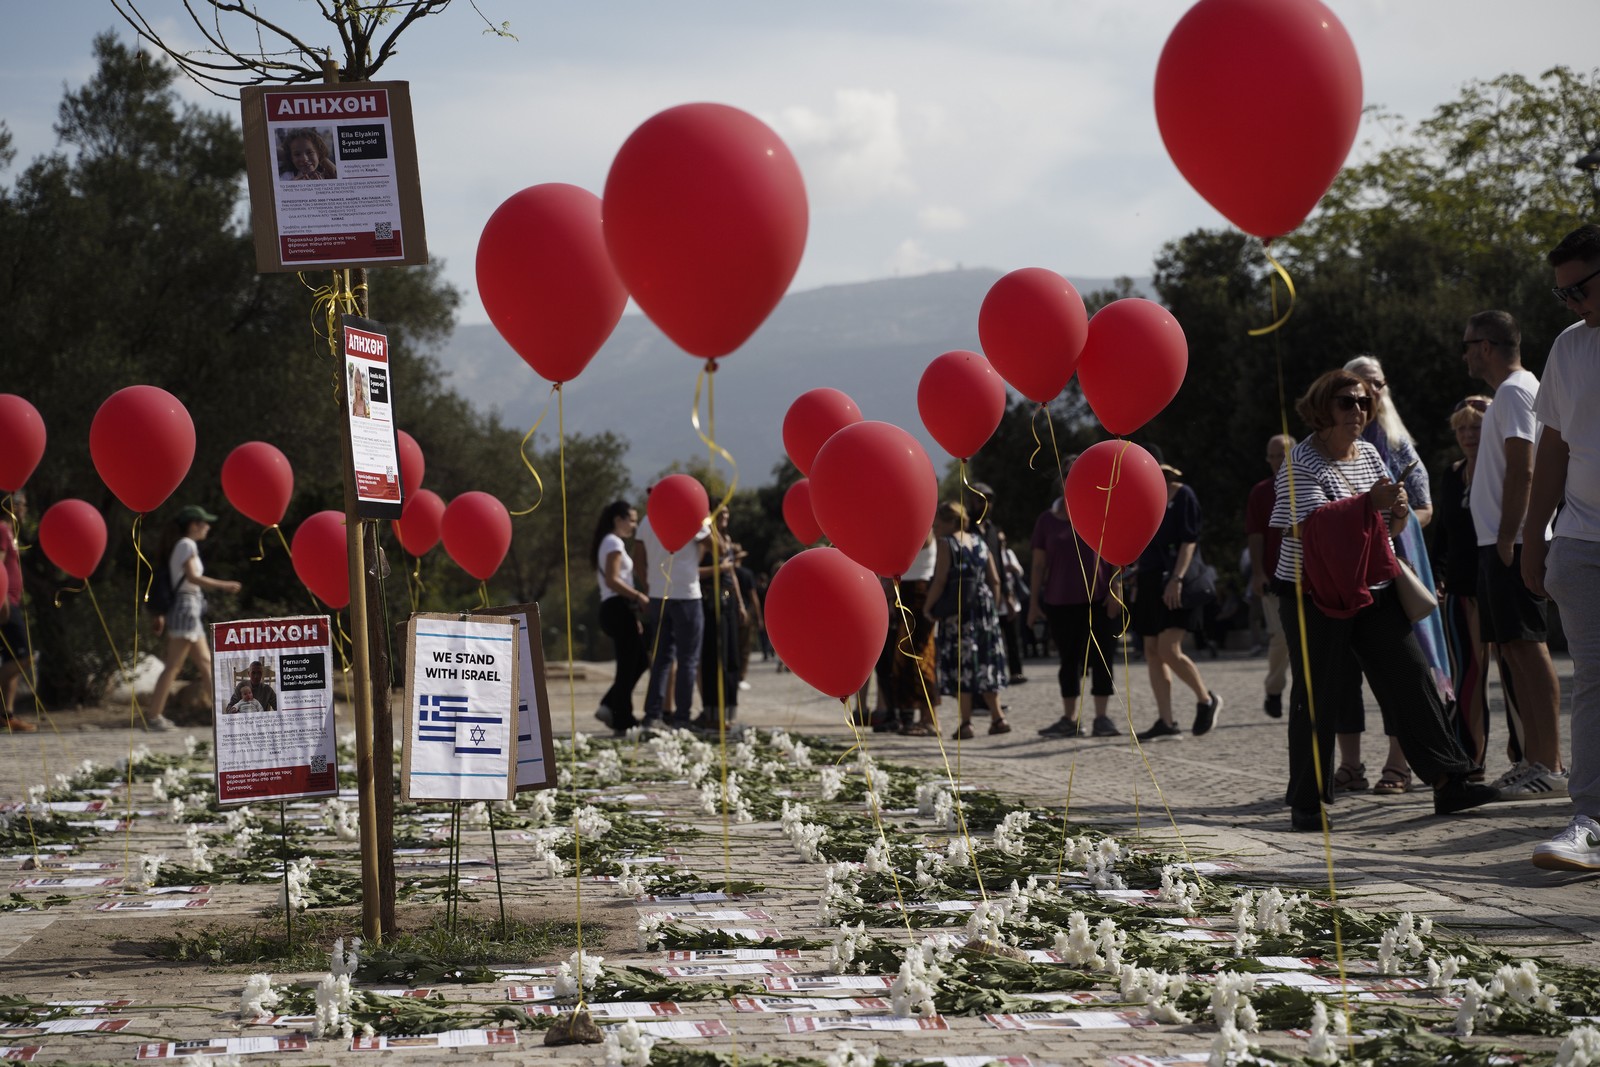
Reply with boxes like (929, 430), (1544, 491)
(638, 504), (710, 730)
(145, 505), (242, 731)
(1245, 435), (1294, 719)
(1521, 224), (1600, 869)
(0, 490), (36, 732)
(692, 509), (744, 733)
(1028, 482), (1120, 738)
(924, 501), (1009, 739)
(1464, 310), (1566, 798)
(592, 500), (651, 734)
(1131, 460), (1222, 741)
(1270, 370), (1498, 831)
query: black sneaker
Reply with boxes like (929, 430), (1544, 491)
(1291, 807), (1322, 833)
(1434, 777), (1501, 816)
(1192, 692), (1223, 736)
(1038, 717), (1082, 738)
(1263, 693), (1283, 719)
(1136, 719), (1183, 742)
(1091, 716), (1121, 737)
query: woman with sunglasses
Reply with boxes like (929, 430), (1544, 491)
(1270, 370), (1498, 831)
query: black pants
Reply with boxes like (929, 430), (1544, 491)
(1280, 585), (1472, 811)
(1043, 601), (1115, 700)
(700, 593), (740, 717)
(599, 597), (647, 728)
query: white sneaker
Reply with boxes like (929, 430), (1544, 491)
(594, 706), (613, 728)
(146, 715), (174, 732)
(1531, 814), (1600, 871)
(1488, 760), (1530, 790)
(737, 680), (752, 692)
(1499, 762), (1569, 801)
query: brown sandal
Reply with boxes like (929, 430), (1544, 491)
(1372, 766), (1412, 795)
(900, 722), (934, 737)
(1333, 763), (1369, 792)
(988, 718), (1012, 735)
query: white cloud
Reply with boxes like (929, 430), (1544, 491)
(771, 88), (915, 202)
(918, 205), (968, 231)
(888, 238), (954, 277)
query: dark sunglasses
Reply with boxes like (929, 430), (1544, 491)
(1334, 395), (1373, 413)
(1553, 264), (1600, 305)
(1453, 397), (1490, 413)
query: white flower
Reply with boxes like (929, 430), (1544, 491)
(964, 900), (1006, 945)
(461, 801), (490, 829)
(1084, 844), (1124, 890)
(863, 838), (891, 875)
(320, 797), (359, 841)
(1097, 918), (1126, 972)
(1157, 864), (1201, 916)
(603, 1018), (657, 1067)
(283, 857), (314, 911)
(824, 1038), (878, 1067)
(1209, 971), (1256, 1031)
(545, 852), (571, 879)
(186, 825), (213, 874)
(827, 921), (871, 974)
(330, 936), (362, 978)
(573, 805), (614, 839)
(1118, 963), (1189, 1024)
(184, 734), (200, 756)
(150, 776), (168, 802)
(1054, 911), (1104, 969)
(819, 767), (844, 801)
(992, 810), (1032, 857)
(1489, 960), (1558, 1014)
(552, 950), (605, 997)
(529, 790), (557, 826)
(593, 747), (624, 785)
(133, 853), (166, 888)
(889, 940), (943, 1017)
(944, 837), (970, 869)
(312, 972), (352, 1039)
(1557, 1025), (1600, 1067)
(1254, 887), (1303, 936)
(619, 862), (648, 898)
(1208, 1017), (1254, 1066)
(239, 973), (280, 1018)
(1426, 954), (1464, 989)
(129, 746), (152, 767)
(1455, 977), (1488, 1037)
(1305, 1000), (1346, 1065)
(730, 737), (758, 770)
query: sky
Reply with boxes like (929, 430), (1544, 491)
(3, 1), (1598, 326)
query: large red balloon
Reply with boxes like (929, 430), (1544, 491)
(0, 394), (46, 493)
(646, 475), (710, 554)
(1155, 0), (1362, 239)
(90, 386), (195, 514)
(1064, 442), (1167, 568)
(221, 442), (294, 527)
(603, 103), (808, 359)
(396, 431), (425, 505)
(764, 548), (889, 700)
(38, 499), (107, 581)
(441, 491), (512, 582)
(476, 183), (628, 383)
(292, 510), (350, 610)
(782, 388), (862, 477)
(392, 488), (445, 557)
(1076, 299), (1188, 437)
(782, 479), (823, 546)
(978, 268), (1089, 404)
(809, 422), (937, 579)
(917, 350), (1007, 460)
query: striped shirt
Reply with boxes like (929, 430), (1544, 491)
(1270, 437), (1394, 584)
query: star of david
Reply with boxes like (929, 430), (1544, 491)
(469, 725), (487, 745)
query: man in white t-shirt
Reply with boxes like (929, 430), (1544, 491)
(1465, 309), (1564, 799)
(637, 513), (710, 728)
(1522, 224), (1600, 871)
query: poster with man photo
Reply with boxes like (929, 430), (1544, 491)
(211, 616), (337, 806)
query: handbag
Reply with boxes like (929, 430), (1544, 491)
(1163, 549), (1217, 610)
(930, 538), (982, 619)
(1393, 556), (1439, 622)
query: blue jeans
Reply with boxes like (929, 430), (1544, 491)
(644, 598), (704, 722)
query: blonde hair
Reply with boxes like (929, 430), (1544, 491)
(1344, 354), (1414, 447)
(935, 500), (969, 531)
(1449, 396), (1491, 433)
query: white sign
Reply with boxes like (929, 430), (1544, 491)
(480, 605), (556, 792)
(211, 616), (338, 806)
(342, 316), (403, 519)
(401, 615), (519, 801)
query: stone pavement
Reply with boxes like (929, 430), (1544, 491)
(0, 644), (1594, 1065)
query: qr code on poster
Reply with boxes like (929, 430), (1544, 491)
(374, 221), (393, 241)
(310, 754), (328, 775)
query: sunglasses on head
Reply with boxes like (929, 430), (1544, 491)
(1453, 397), (1490, 413)
(1334, 395), (1373, 413)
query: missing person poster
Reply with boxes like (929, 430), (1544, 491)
(239, 81), (429, 271)
(211, 616), (337, 806)
(480, 604), (557, 792)
(342, 315), (403, 519)
(401, 614), (519, 802)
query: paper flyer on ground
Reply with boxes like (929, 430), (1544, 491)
(135, 1036), (308, 1058)
(401, 614), (519, 801)
(984, 1011), (1156, 1030)
(480, 605), (556, 792)
(351, 1029), (517, 1051)
(211, 616), (337, 805)
(241, 82), (427, 271)
(603, 1020), (730, 1039)
(783, 1015), (950, 1033)
(340, 316), (403, 518)
(0, 1049), (40, 1063)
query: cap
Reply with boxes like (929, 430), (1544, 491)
(175, 504), (218, 525)
(1159, 464), (1184, 479)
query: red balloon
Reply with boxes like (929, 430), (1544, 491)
(1064, 442), (1167, 567)
(646, 475), (710, 554)
(221, 442), (294, 527)
(292, 510), (350, 610)
(1076, 299), (1188, 437)
(392, 488), (445, 557)
(1155, 0), (1362, 238)
(0, 394), (46, 492)
(476, 183), (628, 383)
(441, 491), (512, 582)
(39, 500), (107, 581)
(604, 103), (808, 359)
(764, 547), (889, 700)
(917, 350), (1007, 460)
(782, 479), (823, 546)
(782, 388), (862, 477)
(978, 268), (1089, 404)
(809, 422), (937, 578)
(396, 431), (425, 504)
(90, 386), (196, 514)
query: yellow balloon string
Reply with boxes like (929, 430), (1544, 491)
(1056, 759), (1077, 879)
(406, 555), (422, 615)
(509, 386), (555, 517)
(839, 695), (915, 941)
(251, 525), (272, 563)
(1247, 243), (1297, 337)
(476, 581), (489, 610)
(332, 609), (353, 674)
(1027, 404), (1048, 472)
(690, 363), (740, 519)
(890, 580), (989, 905)
(132, 515), (154, 618)
(698, 364), (737, 889)
(2, 494), (31, 555)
